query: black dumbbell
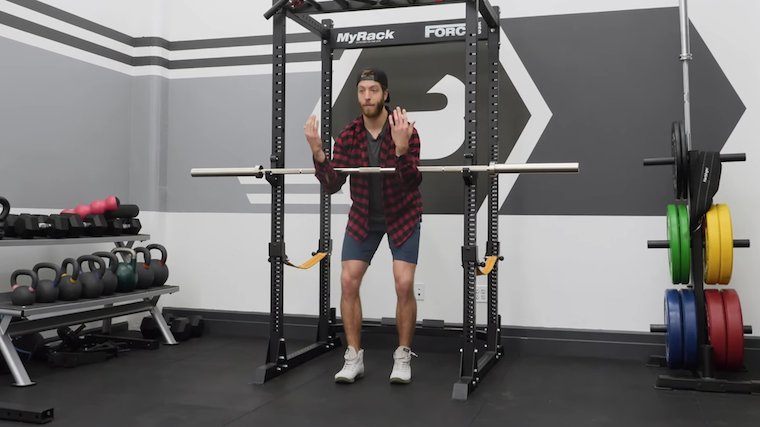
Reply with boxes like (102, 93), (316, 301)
(106, 218), (142, 236)
(2, 214), (19, 238)
(57, 213), (84, 237)
(188, 315), (205, 338)
(14, 214), (70, 238)
(140, 313), (178, 340)
(170, 317), (193, 342)
(0, 197), (9, 240)
(60, 213), (107, 237)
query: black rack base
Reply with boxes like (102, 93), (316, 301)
(452, 348), (503, 401)
(0, 402), (53, 424)
(252, 337), (342, 385)
(647, 354), (760, 395)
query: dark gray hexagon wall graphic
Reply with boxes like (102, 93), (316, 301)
(499, 7), (745, 216)
(331, 42), (529, 215)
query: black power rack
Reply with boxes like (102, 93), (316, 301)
(642, 0), (759, 393)
(258, 0), (504, 401)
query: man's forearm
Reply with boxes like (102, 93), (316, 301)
(313, 149), (326, 163)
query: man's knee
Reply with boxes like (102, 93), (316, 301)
(341, 262), (365, 299)
(394, 270), (414, 298)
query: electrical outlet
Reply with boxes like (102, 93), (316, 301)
(415, 283), (424, 300)
(476, 286), (487, 303)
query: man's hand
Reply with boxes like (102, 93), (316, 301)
(304, 115), (325, 161)
(389, 107), (415, 156)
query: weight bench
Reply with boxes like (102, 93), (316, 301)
(0, 285), (180, 387)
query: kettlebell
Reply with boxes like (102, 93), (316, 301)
(133, 247), (154, 290)
(111, 248), (137, 293)
(146, 243), (169, 287)
(90, 251), (118, 296)
(58, 258), (82, 301)
(11, 269), (38, 306)
(76, 255), (105, 299)
(32, 262), (62, 303)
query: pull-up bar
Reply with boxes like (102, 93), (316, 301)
(264, 0), (500, 37)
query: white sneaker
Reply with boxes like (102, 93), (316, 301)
(334, 346), (365, 383)
(390, 346), (417, 384)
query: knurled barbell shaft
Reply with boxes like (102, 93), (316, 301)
(190, 162), (580, 177)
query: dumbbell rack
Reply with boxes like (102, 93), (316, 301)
(641, 0), (759, 395)
(0, 233), (180, 424)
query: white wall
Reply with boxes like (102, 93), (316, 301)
(153, 0), (760, 336)
(2, 0), (758, 337)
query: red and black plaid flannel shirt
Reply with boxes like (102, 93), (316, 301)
(313, 109), (423, 247)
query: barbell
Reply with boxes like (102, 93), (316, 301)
(190, 162), (580, 177)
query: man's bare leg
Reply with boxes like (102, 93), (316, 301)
(390, 260), (417, 384)
(341, 260), (370, 351)
(394, 260), (417, 348)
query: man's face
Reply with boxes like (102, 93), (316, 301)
(357, 81), (387, 118)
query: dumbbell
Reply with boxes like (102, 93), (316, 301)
(1, 214), (18, 238)
(0, 197), (9, 240)
(106, 218), (142, 235)
(14, 214), (69, 239)
(140, 313), (193, 342)
(59, 213), (107, 237)
(62, 196), (120, 219)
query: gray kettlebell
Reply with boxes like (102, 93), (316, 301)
(90, 251), (119, 296)
(146, 243), (169, 287)
(32, 262), (62, 303)
(76, 255), (105, 299)
(58, 258), (82, 301)
(133, 247), (154, 290)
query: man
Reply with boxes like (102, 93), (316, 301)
(303, 68), (423, 384)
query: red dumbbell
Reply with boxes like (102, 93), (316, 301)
(89, 196), (119, 215)
(61, 196), (120, 218)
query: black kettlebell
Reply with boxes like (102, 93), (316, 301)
(90, 251), (118, 296)
(133, 247), (154, 290)
(76, 255), (105, 299)
(146, 243), (169, 287)
(58, 258), (82, 301)
(111, 248), (137, 292)
(11, 269), (38, 306)
(32, 262), (62, 303)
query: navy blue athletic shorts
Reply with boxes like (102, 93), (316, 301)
(342, 219), (420, 265)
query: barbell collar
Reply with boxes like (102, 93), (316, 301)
(190, 162), (580, 177)
(647, 239), (750, 249)
(642, 152), (746, 166)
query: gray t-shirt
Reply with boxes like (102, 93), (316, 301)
(366, 124), (386, 222)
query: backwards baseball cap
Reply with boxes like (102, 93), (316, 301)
(356, 68), (390, 103)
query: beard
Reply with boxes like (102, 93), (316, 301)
(361, 101), (384, 118)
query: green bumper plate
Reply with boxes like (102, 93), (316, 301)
(667, 204), (681, 284)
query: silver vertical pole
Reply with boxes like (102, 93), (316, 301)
(679, 0), (692, 150)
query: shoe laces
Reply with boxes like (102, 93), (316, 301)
(393, 350), (417, 371)
(342, 349), (361, 369)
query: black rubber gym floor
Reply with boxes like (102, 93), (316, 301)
(0, 331), (757, 426)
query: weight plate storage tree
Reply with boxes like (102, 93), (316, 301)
(643, 0), (759, 394)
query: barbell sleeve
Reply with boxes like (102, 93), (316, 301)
(190, 162), (580, 178)
(650, 324), (751, 334)
(263, 0), (290, 19)
(647, 239), (750, 249)
(643, 153), (747, 166)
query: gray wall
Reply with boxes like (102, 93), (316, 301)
(0, 5), (744, 218)
(0, 36), (132, 209)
